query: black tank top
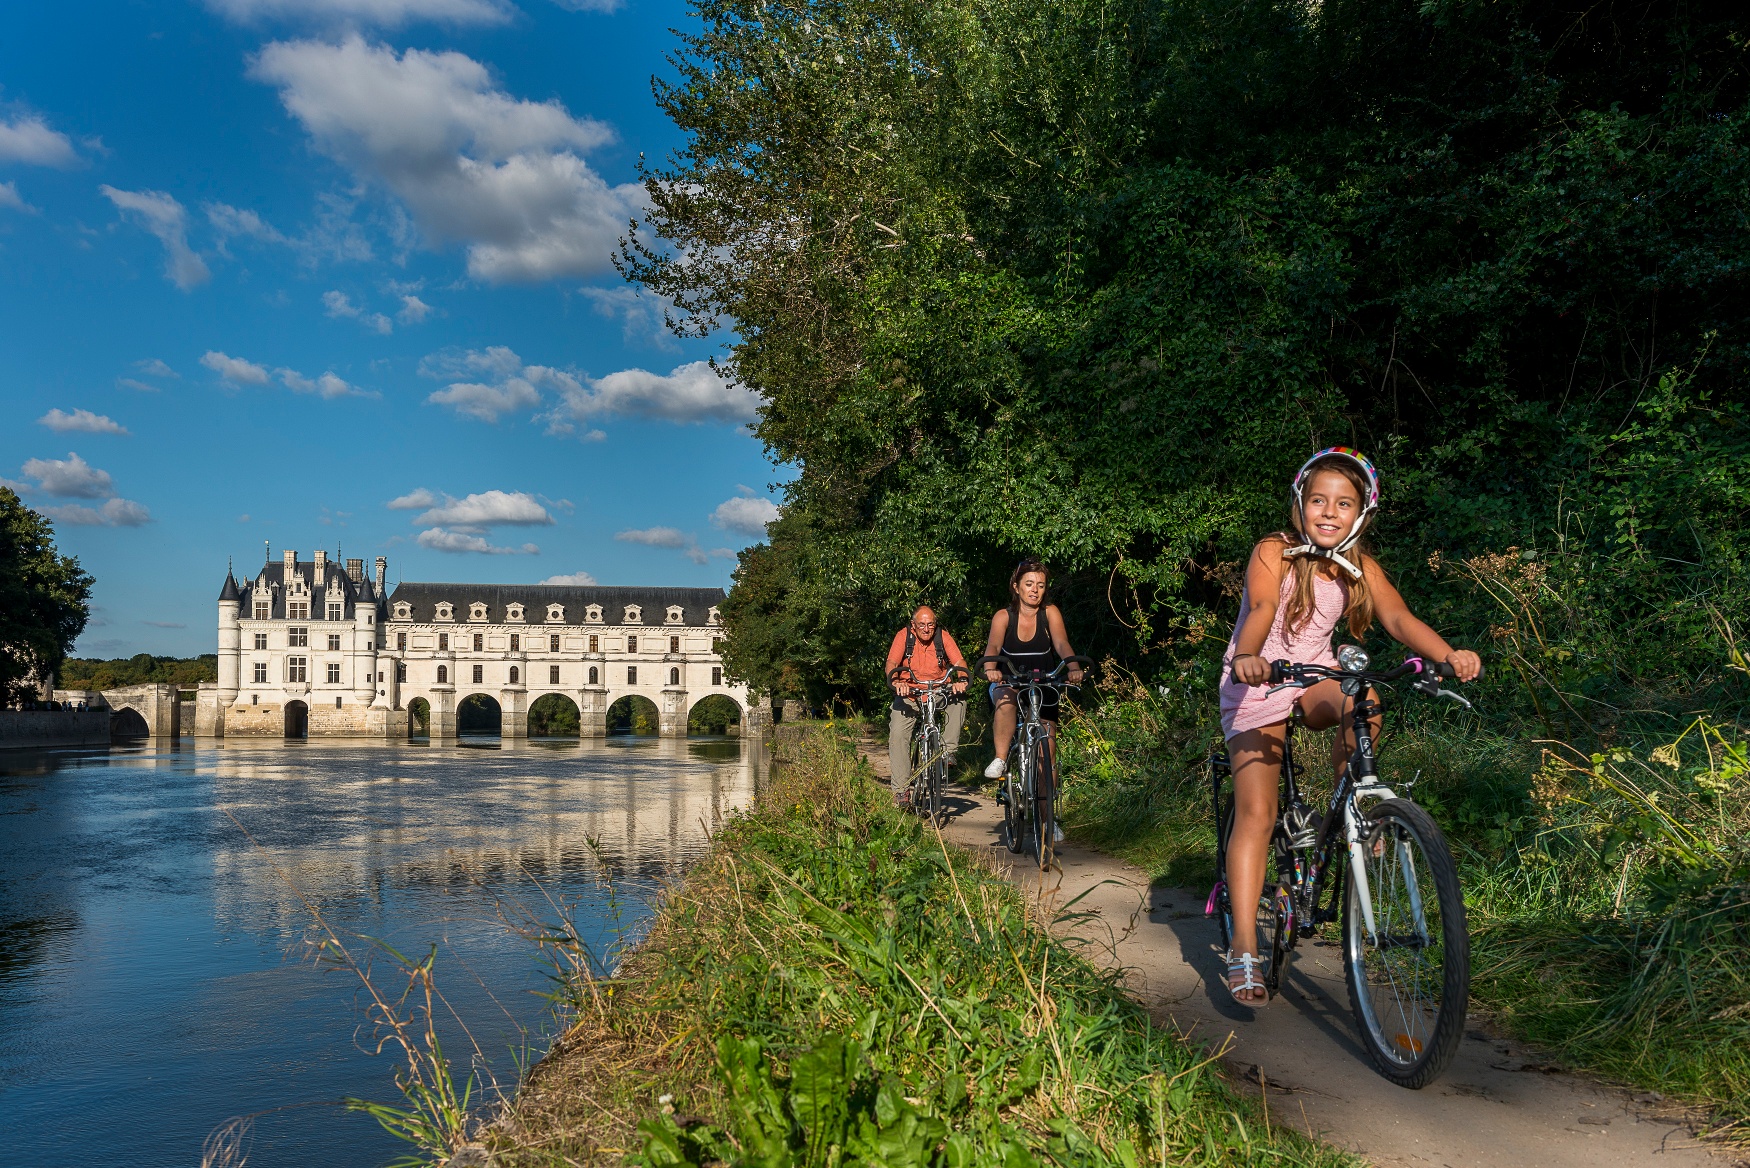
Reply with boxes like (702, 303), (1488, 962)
(1002, 605), (1060, 675)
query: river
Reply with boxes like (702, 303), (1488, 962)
(0, 735), (763, 1167)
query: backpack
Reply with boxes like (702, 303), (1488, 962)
(903, 626), (950, 674)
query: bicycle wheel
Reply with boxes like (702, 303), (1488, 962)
(926, 743), (945, 826)
(1212, 794), (1282, 989)
(1342, 798), (1469, 1088)
(1002, 743), (1025, 853)
(1031, 733), (1056, 869)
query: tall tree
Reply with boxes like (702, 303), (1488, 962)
(0, 489), (94, 705)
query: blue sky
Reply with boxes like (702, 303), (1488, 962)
(0, 0), (780, 659)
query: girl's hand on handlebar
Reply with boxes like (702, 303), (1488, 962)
(1445, 649), (1482, 683)
(1231, 654), (1272, 687)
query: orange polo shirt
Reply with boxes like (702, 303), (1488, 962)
(885, 627), (967, 683)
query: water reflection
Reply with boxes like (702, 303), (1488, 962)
(0, 737), (763, 1168)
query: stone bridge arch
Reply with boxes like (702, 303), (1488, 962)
(100, 684), (180, 740)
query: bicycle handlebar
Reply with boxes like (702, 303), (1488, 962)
(977, 654), (1095, 685)
(887, 663), (971, 691)
(1243, 656), (1482, 708)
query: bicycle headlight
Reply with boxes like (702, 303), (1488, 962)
(1336, 644), (1370, 672)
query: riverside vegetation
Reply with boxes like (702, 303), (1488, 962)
(462, 727), (1353, 1167)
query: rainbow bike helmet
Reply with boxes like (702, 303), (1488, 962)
(1283, 446), (1379, 579)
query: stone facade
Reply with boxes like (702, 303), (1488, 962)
(196, 550), (767, 739)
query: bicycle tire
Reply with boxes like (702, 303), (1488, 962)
(927, 749), (944, 825)
(1212, 792), (1282, 990)
(1031, 733), (1056, 869)
(1002, 742), (1025, 853)
(1342, 798), (1469, 1088)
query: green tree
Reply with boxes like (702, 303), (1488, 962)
(0, 489), (94, 705)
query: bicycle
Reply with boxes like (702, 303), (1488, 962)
(981, 654), (1094, 870)
(886, 664), (968, 827)
(1209, 649), (1478, 1088)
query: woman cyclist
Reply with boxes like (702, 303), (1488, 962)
(1221, 449), (1480, 1005)
(981, 560), (1084, 838)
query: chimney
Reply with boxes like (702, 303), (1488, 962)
(346, 558), (364, 584)
(283, 548), (297, 583)
(374, 557), (387, 592)
(313, 549), (327, 587)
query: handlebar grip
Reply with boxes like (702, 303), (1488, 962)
(1269, 659), (1289, 685)
(1431, 660), (1484, 680)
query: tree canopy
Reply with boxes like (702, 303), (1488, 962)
(0, 489), (94, 705)
(635, 0), (1750, 708)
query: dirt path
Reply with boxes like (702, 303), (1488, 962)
(861, 738), (1740, 1168)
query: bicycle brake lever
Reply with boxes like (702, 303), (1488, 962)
(1435, 687), (1473, 708)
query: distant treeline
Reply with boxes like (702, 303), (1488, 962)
(61, 654), (218, 691)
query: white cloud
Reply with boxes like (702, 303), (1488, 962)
(410, 489), (553, 530)
(100, 186), (211, 290)
(397, 294), (432, 323)
(711, 494), (780, 537)
(116, 379), (160, 393)
(251, 37), (642, 282)
(142, 620), (187, 629)
(42, 498), (153, 527)
(387, 487), (439, 510)
(278, 368), (373, 398)
(551, 0), (623, 11)
(417, 527), (538, 554)
(579, 284), (673, 347)
(615, 525), (734, 566)
(540, 570), (598, 585)
(323, 289), (393, 333)
(21, 453), (115, 498)
(0, 181), (36, 213)
(39, 409), (129, 436)
(419, 345), (524, 381)
(548, 360), (759, 425)
(207, 0), (512, 27)
(201, 350), (271, 386)
(0, 113), (78, 167)
(426, 378), (541, 422)
(135, 358), (178, 378)
(205, 202), (289, 254)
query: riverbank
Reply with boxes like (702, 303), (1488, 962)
(486, 724), (1351, 1166)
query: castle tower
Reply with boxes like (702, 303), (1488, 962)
(216, 571), (241, 703)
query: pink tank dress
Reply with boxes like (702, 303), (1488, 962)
(1219, 567), (1348, 738)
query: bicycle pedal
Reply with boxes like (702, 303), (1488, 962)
(995, 787), (1009, 806)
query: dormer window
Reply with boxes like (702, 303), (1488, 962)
(707, 606), (722, 626)
(665, 605), (684, 625)
(585, 604), (603, 623)
(623, 605), (643, 624)
(434, 603), (454, 621)
(546, 604), (565, 622)
(469, 602), (489, 622)
(505, 604), (525, 622)
(393, 602), (412, 620)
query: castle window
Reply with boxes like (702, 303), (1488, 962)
(396, 662), (406, 683)
(666, 605), (684, 624)
(628, 666), (638, 685)
(253, 602), (269, 620)
(251, 694), (258, 705)
(435, 603), (453, 621)
(438, 633), (449, 651)
(327, 602), (343, 621)
(509, 666), (520, 684)
(254, 633), (267, 650)
(546, 604), (564, 622)
(549, 665), (560, 684)
(288, 601), (309, 620)
(627, 635), (638, 653)
(506, 604), (524, 622)
(469, 602), (488, 621)
(327, 663), (341, 684)
(437, 665), (448, 683)
(670, 635), (680, 653)
(707, 607), (721, 626)
(510, 634), (520, 652)
(254, 663), (268, 683)
(624, 605), (642, 624)
(585, 604), (602, 623)
(335, 697), (343, 709)
(393, 602), (412, 620)
(669, 667), (680, 685)
(712, 667), (722, 686)
(473, 633), (484, 652)
(287, 657), (307, 683)
(588, 666), (598, 684)
(472, 664), (483, 684)
(549, 634), (560, 652)
(588, 634), (599, 653)
(327, 634), (341, 651)
(397, 633), (407, 651)
(288, 627), (308, 648)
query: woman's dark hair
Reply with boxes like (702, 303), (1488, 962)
(1008, 558), (1050, 603)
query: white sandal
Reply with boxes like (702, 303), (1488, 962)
(1225, 951), (1269, 1006)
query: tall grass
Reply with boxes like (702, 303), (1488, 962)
(491, 724), (1356, 1166)
(1055, 673), (1750, 1139)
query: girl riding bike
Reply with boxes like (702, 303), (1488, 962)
(1221, 449), (1480, 1005)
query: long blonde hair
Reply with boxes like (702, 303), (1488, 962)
(1278, 456), (1376, 639)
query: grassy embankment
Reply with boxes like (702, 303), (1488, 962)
(483, 724), (1353, 1167)
(1055, 670), (1750, 1139)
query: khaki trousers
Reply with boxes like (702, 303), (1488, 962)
(888, 696), (965, 799)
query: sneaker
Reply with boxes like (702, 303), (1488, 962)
(983, 756), (1007, 779)
(1053, 823), (1065, 844)
(896, 786), (913, 809)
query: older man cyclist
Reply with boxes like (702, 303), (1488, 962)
(885, 606), (969, 805)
